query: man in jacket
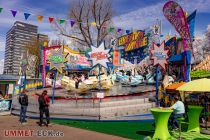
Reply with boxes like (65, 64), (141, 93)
(19, 89), (28, 124)
(38, 90), (50, 126)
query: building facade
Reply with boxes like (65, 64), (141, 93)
(3, 21), (47, 76)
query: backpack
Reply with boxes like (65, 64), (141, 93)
(19, 94), (28, 106)
(38, 95), (46, 108)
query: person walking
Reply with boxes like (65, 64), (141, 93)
(38, 90), (50, 126)
(18, 89), (28, 124)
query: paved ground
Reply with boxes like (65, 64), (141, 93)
(0, 115), (128, 140)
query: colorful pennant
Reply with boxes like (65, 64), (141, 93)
(126, 30), (130, 34)
(37, 15), (43, 22)
(24, 13), (31, 20)
(49, 17), (54, 23)
(109, 27), (114, 32)
(11, 10), (17, 17)
(59, 19), (65, 24)
(70, 20), (75, 27)
(117, 28), (122, 32)
(91, 22), (97, 26)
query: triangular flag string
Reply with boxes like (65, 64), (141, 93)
(0, 6), (160, 36)
(11, 10), (17, 17)
(24, 13), (31, 20)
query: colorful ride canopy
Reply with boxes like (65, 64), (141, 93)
(117, 30), (148, 64)
(46, 46), (91, 72)
(64, 46), (91, 71)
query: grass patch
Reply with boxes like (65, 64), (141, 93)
(52, 120), (154, 140)
(52, 120), (210, 140)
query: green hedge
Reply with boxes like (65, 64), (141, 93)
(191, 70), (210, 78)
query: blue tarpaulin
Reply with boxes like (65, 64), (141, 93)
(169, 51), (191, 64)
(169, 53), (183, 62)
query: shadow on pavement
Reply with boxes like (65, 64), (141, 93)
(136, 130), (154, 137)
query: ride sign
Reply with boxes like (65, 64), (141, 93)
(117, 31), (147, 52)
(88, 42), (110, 68)
(47, 47), (68, 73)
(150, 42), (169, 70)
(48, 56), (66, 63)
(90, 52), (108, 60)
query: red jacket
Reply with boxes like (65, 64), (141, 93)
(44, 95), (50, 106)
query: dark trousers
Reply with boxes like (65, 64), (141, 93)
(39, 107), (50, 124)
(75, 82), (79, 89)
(20, 105), (27, 123)
(169, 113), (184, 129)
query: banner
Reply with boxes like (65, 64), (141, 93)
(117, 31), (147, 52)
(163, 1), (191, 48)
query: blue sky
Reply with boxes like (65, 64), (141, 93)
(0, 0), (210, 60)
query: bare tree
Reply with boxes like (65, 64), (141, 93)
(52, 0), (113, 50)
(49, 39), (66, 46)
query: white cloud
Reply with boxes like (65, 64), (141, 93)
(113, 0), (210, 32)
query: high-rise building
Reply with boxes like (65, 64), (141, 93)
(37, 34), (48, 44)
(3, 21), (47, 75)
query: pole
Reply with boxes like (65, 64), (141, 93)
(42, 47), (46, 88)
(98, 65), (101, 90)
(155, 65), (159, 105)
(23, 70), (27, 90)
(52, 70), (57, 104)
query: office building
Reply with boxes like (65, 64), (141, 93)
(3, 21), (47, 75)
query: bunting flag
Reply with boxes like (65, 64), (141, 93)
(49, 17), (54, 23)
(0, 6), (174, 36)
(187, 10), (197, 41)
(11, 10), (17, 17)
(166, 35), (170, 39)
(24, 13), (31, 20)
(59, 19), (65, 24)
(117, 28), (122, 32)
(37, 15), (43, 22)
(0, 8), (3, 13)
(126, 30), (130, 34)
(70, 20), (75, 27)
(108, 27), (114, 32)
(91, 22), (97, 26)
